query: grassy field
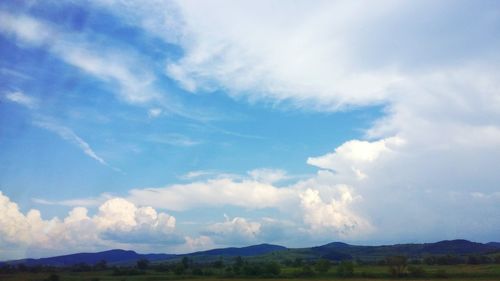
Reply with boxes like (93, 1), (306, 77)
(2, 264), (500, 281)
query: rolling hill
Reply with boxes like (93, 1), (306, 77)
(2, 239), (499, 266)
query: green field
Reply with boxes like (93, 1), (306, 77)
(2, 264), (500, 281)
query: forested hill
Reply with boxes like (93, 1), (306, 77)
(2, 239), (499, 266)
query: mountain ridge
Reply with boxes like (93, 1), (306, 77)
(2, 239), (499, 266)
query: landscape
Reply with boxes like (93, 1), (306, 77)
(1, 1), (500, 281)
(2, 239), (500, 280)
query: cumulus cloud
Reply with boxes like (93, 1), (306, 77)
(183, 235), (215, 252)
(307, 137), (405, 180)
(144, 0), (500, 242)
(205, 216), (261, 244)
(0, 192), (179, 258)
(128, 177), (298, 211)
(203, 215), (302, 246)
(300, 187), (372, 237)
(3, 0), (500, 250)
(127, 169), (373, 241)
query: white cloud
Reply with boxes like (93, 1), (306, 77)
(3, 0), (500, 247)
(307, 137), (405, 180)
(128, 176), (298, 211)
(127, 170), (373, 241)
(0, 192), (179, 259)
(180, 170), (218, 180)
(160, 1), (406, 109)
(148, 108), (163, 118)
(183, 235), (215, 252)
(470, 192), (500, 200)
(248, 168), (288, 184)
(4, 91), (38, 108)
(3, 88), (120, 171)
(147, 133), (201, 147)
(1, 74), (121, 172)
(204, 216), (302, 245)
(0, 11), (54, 45)
(32, 118), (120, 170)
(205, 216), (261, 244)
(149, 1), (500, 242)
(299, 187), (372, 237)
(0, 10), (161, 106)
(32, 194), (112, 207)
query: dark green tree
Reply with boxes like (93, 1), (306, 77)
(293, 257), (304, 267)
(213, 258), (224, 269)
(336, 260), (354, 277)
(264, 261), (281, 276)
(315, 258), (331, 273)
(173, 263), (185, 275)
(299, 264), (314, 277)
(181, 256), (190, 269)
(495, 255), (500, 264)
(136, 259), (149, 270)
(386, 256), (407, 277)
(94, 260), (107, 270)
(234, 256), (244, 267)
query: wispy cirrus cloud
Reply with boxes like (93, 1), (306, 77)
(32, 118), (121, 172)
(0, 10), (164, 109)
(4, 89), (121, 172)
(146, 133), (201, 147)
(32, 194), (113, 207)
(4, 91), (38, 109)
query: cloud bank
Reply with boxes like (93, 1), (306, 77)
(0, 192), (179, 258)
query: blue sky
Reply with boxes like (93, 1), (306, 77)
(1, 0), (500, 259)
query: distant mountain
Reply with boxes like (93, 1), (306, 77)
(2, 249), (176, 267)
(188, 243), (287, 257)
(2, 240), (499, 266)
(487, 242), (500, 249)
(306, 239), (500, 261)
(421, 239), (498, 254)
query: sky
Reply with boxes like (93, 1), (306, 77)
(1, 0), (500, 260)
